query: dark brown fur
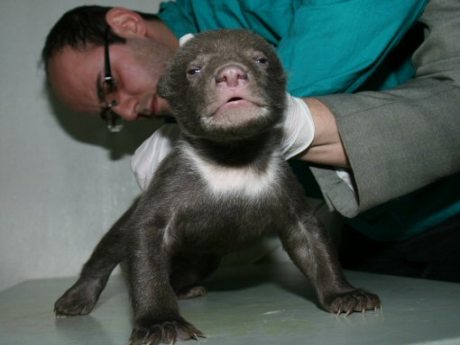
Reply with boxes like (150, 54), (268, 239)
(54, 30), (380, 345)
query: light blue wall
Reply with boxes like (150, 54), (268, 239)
(0, 0), (163, 291)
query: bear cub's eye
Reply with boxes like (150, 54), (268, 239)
(255, 57), (268, 64)
(187, 67), (202, 76)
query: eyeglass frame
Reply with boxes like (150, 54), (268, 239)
(99, 26), (124, 132)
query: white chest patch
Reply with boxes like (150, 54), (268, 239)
(183, 144), (281, 197)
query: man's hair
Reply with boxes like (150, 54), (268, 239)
(41, 5), (158, 70)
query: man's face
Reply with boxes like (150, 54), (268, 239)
(48, 36), (175, 121)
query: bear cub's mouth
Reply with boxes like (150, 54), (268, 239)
(227, 97), (244, 103)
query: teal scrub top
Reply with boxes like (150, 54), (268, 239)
(158, 0), (460, 241)
(158, 0), (428, 96)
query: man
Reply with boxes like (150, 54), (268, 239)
(43, 0), (460, 281)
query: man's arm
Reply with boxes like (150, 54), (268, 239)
(298, 98), (349, 168)
(300, 0), (460, 217)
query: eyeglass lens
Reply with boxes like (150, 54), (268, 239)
(102, 26), (123, 133)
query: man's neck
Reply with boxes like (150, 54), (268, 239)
(146, 19), (179, 50)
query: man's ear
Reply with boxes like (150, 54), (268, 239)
(106, 7), (147, 38)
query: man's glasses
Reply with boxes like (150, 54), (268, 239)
(100, 26), (123, 132)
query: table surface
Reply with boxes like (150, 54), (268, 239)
(1, 263), (460, 345)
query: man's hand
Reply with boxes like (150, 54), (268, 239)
(281, 94), (315, 159)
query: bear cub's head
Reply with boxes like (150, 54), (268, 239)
(158, 29), (286, 143)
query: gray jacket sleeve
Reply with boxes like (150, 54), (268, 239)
(311, 0), (460, 217)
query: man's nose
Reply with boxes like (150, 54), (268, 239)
(112, 95), (138, 121)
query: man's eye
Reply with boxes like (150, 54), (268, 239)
(102, 77), (118, 94)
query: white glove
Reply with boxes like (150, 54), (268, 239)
(179, 33), (195, 46)
(131, 124), (180, 190)
(281, 94), (315, 159)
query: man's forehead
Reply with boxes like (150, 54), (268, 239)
(47, 46), (103, 114)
